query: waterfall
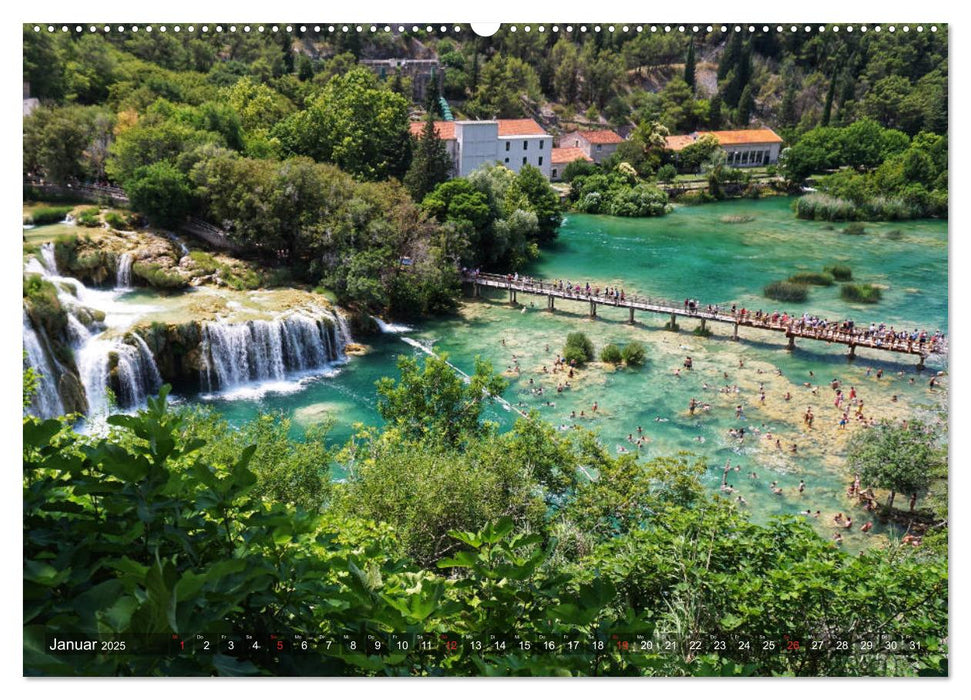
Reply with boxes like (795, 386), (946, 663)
(201, 310), (350, 393)
(372, 316), (413, 334)
(76, 335), (163, 415)
(23, 310), (64, 418)
(116, 252), (134, 289)
(40, 242), (57, 275)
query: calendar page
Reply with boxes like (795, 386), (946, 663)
(21, 16), (949, 680)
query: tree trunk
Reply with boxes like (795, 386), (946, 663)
(888, 490), (896, 509)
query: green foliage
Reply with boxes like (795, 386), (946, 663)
(571, 169), (671, 218)
(763, 280), (809, 303)
(563, 332), (595, 366)
(824, 264), (853, 281)
(272, 68), (412, 181)
(599, 343), (623, 364)
(787, 271), (834, 286)
(23, 105), (115, 183)
(404, 114), (453, 201)
(76, 207), (102, 227)
(131, 262), (187, 290)
(184, 408), (333, 512)
(24, 206), (74, 227)
(562, 159), (597, 182)
(842, 222), (867, 235)
(621, 340), (647, 366)
(375, 353), (507, 447)
(840, 283), (882, 304)
(847, 419), (943, 509)
(126, 162), (194, 228)
(656, 163), (678, 183)
(103, 212), (130, 230)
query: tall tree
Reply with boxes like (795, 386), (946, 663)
(404, 114), (453, 201)
(684, 40), (696, 91)
(737, 84), (755, 126)
(847, 419), (941, 510)
(821, 74), (836, 127)
(708, 93), (723, 130)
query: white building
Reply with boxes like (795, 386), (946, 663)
(665, 129), (784, 167)
(409, 118), (552, 178)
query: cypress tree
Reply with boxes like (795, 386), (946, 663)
(709, 93), (723, 129)
(684, 41), (696, 91)
(821, 75), (836, 127)
(404, 113), (453, 201)
(737, 84), (755, 125)
(780, 84), (797, 127)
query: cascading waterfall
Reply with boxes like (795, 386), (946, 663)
(40, 242), (58, 275)
(23, 310), (64, 418)
(116, 252), (134, 289)
(200, 310), (350, 393)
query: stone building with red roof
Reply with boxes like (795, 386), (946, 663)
(664, 128), (784, 167)
(409, 118), (552, 178)
(550, 147), (593, 182)
(557, 129), (625, 165)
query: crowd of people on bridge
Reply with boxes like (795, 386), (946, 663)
(462, 269), (947, 356)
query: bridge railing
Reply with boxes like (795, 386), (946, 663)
(462, 273), (945, 356)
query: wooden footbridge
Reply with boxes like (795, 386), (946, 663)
(464, 273), (945, 369)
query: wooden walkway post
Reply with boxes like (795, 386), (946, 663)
(733, 322), (739, 341)
(787, 333), (795, 351)
(589, 300), (597, 318)
(547, 295), (554, 312)
(629, 307), (635, 325)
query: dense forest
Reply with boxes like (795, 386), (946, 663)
(24, 355), (948, 676)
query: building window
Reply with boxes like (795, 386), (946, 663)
(596, 144), (602, 151)
(540, 140), (544, 149)
(522, 157), (527, 165)
(574, 140), (579, 147)
(538, 156), (543, 166)
(524, 141), (528, 150)
(552, 168), (558, 178)
(505, 141), (510, 152)
(504, 157), (509, 163)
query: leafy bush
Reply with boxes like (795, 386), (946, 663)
(824, 264), (853, 281)
(132, 262), (187, 290)
(76, 207), (101, 227)
(842, 222), (867, 235)
(25, 206), (73, 226)
(563, 332), (594, 365)
(788, 271), (834, 286)
(621, 340), (646, 366)
(103, 212), (130, 230)
(187, 251), (219, 275)
(562, 159), (597, 182)
(764, 280), (809, 303)
(675, 190), (716, 205)
(840, 283), (882, 303)
(656, 164), (677, 183)
(600, 343), (623, 364)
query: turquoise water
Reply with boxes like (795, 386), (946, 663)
(197, 197), (948, 549)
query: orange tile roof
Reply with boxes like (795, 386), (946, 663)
(552, 147), (593, 164)
(579, 129), (624, 145)
(409, 120), (456, 140)
(664, 134), (697, 151)
(496, 118), (548, 136)
(410, 119), (548, 139)
(665, 129), (783, 151)
(707, 128), (783, 146)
